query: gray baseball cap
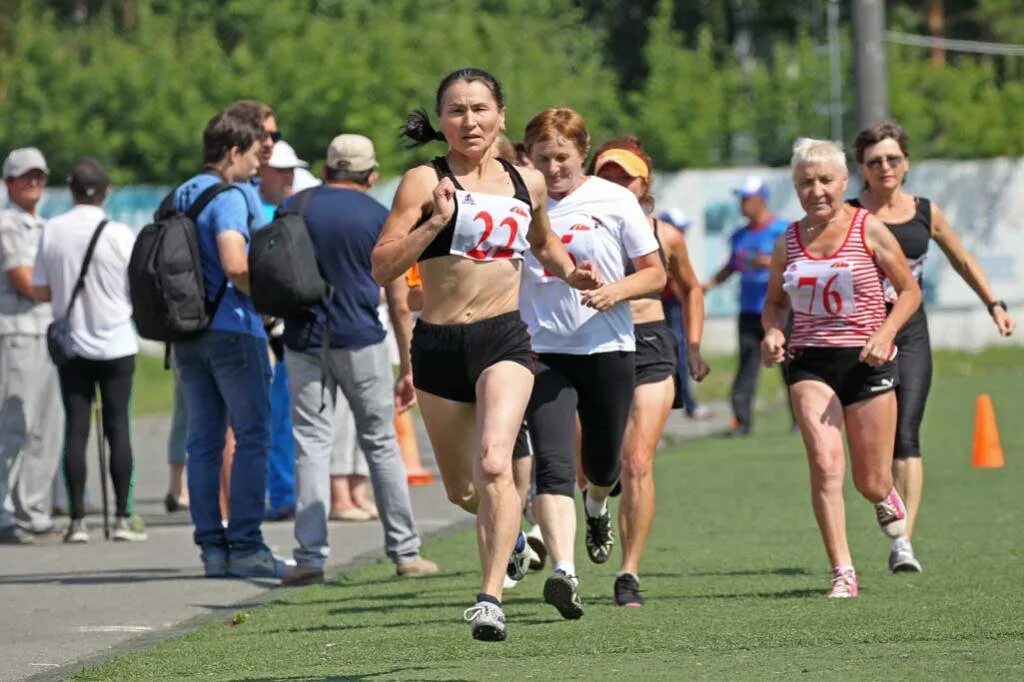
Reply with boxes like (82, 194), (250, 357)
(2, 147), (49, 179)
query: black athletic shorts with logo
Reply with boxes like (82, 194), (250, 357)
(786, 346), (898, 407)
(411, 311), (535, 404)
(634, 321), (678, 386)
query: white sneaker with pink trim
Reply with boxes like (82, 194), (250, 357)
(828, 567), (859, 598)
(874, 488), (907, 538)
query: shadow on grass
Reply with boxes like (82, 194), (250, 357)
(327, 570), (474, 589)
(685, 566), (810, 577)
(240, 668), (470, 682)
(260, 616), (455, 635)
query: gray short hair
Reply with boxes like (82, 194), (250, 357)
(791, 137), (848, 176)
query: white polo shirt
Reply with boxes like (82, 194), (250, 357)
(32, 204), (138, 360)
(520, 176), (658, 354)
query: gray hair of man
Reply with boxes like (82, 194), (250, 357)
(790, 137), (848, 177)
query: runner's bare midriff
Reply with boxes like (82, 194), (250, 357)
(630, 298), (666, 325)
(419, 255), (522, 325)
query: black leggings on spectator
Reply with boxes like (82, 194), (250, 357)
(59, 355), (136, 520)
(528, 351), (635, 498)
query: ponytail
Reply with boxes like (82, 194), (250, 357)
(401, 108), (446, 147)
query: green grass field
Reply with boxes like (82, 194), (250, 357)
(89, 346), (1024, 680)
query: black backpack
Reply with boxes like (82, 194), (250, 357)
(128, 182), (240, 341)
(248, 187), (328, 317)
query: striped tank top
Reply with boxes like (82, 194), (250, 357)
(783, 208), (886, 347)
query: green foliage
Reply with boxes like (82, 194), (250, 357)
(0, 0), (1021, 184)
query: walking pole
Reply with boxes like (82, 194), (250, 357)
(94, 400), (110, 540)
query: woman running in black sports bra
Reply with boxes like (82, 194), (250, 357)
(371, 67), (598, 642)
(851, 121), (1015, 574)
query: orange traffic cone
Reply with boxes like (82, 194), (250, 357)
(971, 394), (1005, 469)
(396, 410), (434, 485)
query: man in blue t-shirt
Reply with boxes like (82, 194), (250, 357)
(279, 134), (437, 586)
(172, 111), (290, 579)
(703, 176), (788, 436)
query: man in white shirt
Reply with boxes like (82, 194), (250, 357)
(32, 157), (145, 543)
(0, 147), (63, 544)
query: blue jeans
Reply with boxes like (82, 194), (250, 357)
(662, 297), (698, 415)
(266, 357), (296, 513)
(175, 331), (271, 557)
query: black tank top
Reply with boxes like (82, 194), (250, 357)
(623, 217), (668, 300)
(849, 196), (932, 266)
(417, 156), (532, 262)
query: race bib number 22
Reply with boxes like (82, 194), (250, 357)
(449, 190), (531, 262)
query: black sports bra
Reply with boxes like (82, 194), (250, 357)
(417, 156), (532, 262)
(849, 196), (932, 265)
(623, 217), (668, 300)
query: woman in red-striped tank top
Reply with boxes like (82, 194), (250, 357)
(760, 138), (922, 599)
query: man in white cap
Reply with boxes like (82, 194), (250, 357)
(702, 176), (789, 437)
(259, 140), (309, 223)
(279, 133), (437, 584)
(0, 148), (63, 543)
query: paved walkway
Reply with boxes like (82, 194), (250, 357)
(1, 403), (730, 682)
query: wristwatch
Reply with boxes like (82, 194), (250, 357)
(987, 300), (1008, 314)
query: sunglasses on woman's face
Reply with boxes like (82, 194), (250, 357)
(265, 130), (282, 143)
(864, 154), (904, 170)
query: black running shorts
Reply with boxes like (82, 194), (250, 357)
(411, 311), (535, 403)
(786, 346), (898, 407)
(634, 321), (678, 386)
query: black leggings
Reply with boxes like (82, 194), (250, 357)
(893, 307), (932, 458)
(59, 355), (136, 520)
(528, 351), (635, 497)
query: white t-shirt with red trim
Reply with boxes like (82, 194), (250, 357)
(520, 176), (659, 354)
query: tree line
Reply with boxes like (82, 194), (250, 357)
(0, 0), (1020, 184)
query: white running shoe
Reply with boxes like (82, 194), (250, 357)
(874, 488), (907, 538)
(888, 539), (923, 573)
(64, 520), (89, 544)
(464, 601), (507, 642)
(113, 516), (148, 542)
(828, 567), (859, 598)
(506, 531), (530, 581)
(503, 575), (518, 590)
(526, 524), (546, 571)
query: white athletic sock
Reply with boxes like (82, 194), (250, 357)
(892, 536), (912, 552)
(584, 492), (607, 518)
(553, 560), (576, 577)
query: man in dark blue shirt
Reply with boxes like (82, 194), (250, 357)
(703, 176), (789, 436)
(280, 134), (436, 585)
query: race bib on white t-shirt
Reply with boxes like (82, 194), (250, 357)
(449, 190), (531, 261)
(529, 213), (598, 282)
(783, 258), (858, 317)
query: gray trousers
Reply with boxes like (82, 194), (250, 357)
(0, 334), (63, 531)
(286, 342), (420, 567)
(331, 392), (369, 477)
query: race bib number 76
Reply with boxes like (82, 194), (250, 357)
(783, 259), (857, 317)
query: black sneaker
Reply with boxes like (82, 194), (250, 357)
(583, 491), (614, 564)
(613, 573), (644, 607)
(543, 570), (584, 620)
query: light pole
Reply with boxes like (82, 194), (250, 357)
(852, 0), (888, 130)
